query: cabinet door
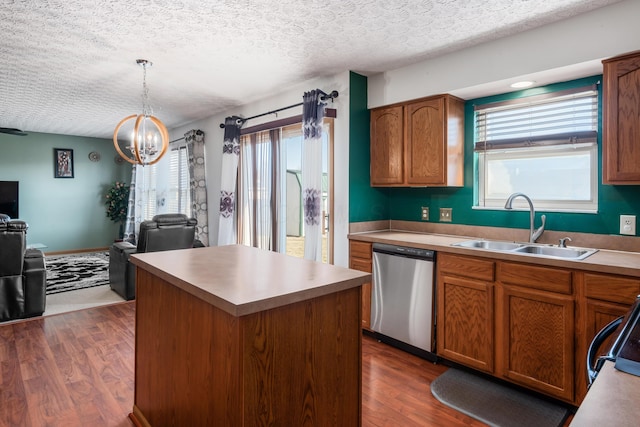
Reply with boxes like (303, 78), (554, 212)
(350, 258), (372, 329)
(349, 241), (372, 329)
(406, 97), (445, 185)
(499, 286), (574, 402)
(603, 51), (640, 183)
(370, 105), (404, 185)
(586, 299), (629, 348)
(437, 274), (494, 373)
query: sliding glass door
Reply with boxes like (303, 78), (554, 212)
(239, 120), (333, 263)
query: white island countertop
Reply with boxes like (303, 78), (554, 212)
(130, 244), (371, 317)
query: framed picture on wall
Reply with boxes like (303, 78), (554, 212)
(54, 148), (74, 178)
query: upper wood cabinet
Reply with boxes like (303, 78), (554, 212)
(370, 105), (404, 185)
(370, 94), (465, 187)
(602, 50), (640, 184)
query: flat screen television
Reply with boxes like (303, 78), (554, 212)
(0, 181), (19, 219)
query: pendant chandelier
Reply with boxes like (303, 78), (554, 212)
(113, 59), (169, 166)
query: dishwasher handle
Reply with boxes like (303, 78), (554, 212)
(372, 243), (435, 261)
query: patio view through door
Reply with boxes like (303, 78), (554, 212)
(239, 119), (333, 263)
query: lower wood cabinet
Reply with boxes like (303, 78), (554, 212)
(437, 254), (495, 373)
(575, 271), (640, 403)
(437, 253), (575, 403)
(498, 285), (574, 402)
(349, 241), (373, 329)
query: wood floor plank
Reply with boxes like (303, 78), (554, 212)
(0, 300), (571, 426)
(362, 335), (486, 427)
(0, 357), (33, 427)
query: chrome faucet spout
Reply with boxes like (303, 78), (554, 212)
(504, 192), (545, 243)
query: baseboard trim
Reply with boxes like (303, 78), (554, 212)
(44, 247), (110, 256)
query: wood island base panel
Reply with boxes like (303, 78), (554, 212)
(129, 245), (370, 427)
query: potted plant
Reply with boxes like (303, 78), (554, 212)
(105, 181), (130, 240)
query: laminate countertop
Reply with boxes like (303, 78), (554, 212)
(349, 230), (640, 277)
(570, 361), (640, 427)
(130, 244), (371, 317)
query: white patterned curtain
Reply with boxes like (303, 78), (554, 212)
(239, 129), (282, 251)
(302, 89), (326, 261)
(122, 164), (149, 244)
(185, 129), (208, 246)
(217, 117), (242, 245)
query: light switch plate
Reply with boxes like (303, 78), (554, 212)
(421, 207), (429, 221)
(440, 208), (452, 222)
(620, 215), (636, 235)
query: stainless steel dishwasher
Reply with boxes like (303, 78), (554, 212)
(371, 243), (436, 361)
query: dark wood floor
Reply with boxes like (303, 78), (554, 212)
(0, 302), (561, 426)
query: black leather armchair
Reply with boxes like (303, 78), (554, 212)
(0, 220), (47, 322)
(109, 214), (201, 300)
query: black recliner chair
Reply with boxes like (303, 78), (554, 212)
(0, 220), (47, 322)
(109, 214), (201, 300)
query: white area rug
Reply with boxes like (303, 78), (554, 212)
(45, 252), (109, 294)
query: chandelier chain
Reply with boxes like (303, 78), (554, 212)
(141, 62), (153, 117)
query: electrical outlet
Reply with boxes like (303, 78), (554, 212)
(421, 207), (429, 221)
(440, 208), (452, 222)
(620, 215), (636, 235)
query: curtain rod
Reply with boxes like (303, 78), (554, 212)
(219, 90), (338, 128)
(170, 137), (185, 143)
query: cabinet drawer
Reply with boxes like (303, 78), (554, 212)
(498, 262), (572, 294)
(350, 258), (372, 273)
(349, 241), (372, 261)
(438, 253), (494, 281)
(584, 272), (640, 305)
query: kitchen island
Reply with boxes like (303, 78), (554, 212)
(128, 244), (370, 427)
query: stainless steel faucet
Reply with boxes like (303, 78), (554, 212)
(558, 237), (572, 248)
(504, 192), (546, 243)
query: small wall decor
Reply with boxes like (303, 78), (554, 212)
(88, 151), (101, 162)
(54, 148), (74, 178)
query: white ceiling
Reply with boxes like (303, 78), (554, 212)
(0, 0), (621, 139)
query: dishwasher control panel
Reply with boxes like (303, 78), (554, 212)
(372, 243), (435, 260)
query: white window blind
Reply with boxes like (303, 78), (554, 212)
(475, 86), (598, 151)
(143, 164), (157, 218)
(141, 146), (190, 219)
(167, 146), (190, 214)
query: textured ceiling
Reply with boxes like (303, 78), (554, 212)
(0, 0), (621, 139)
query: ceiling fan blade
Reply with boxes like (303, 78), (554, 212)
(0, 127), (28, 136)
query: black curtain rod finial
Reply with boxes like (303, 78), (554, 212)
(321, 90), (339, 101)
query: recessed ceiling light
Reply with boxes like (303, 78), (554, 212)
(510, 81), (535, 89)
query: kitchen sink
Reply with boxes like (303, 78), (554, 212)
(452, 239), (598, 260)
(513, 245), (597, 260)
(453, 240), (524, 251)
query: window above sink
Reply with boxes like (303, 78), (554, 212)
(473, 80), (599, 213)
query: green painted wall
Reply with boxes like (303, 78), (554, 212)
(352, 75), (640, 236)
(349, 71), (389, 222)
(0, 132), (129, 252)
